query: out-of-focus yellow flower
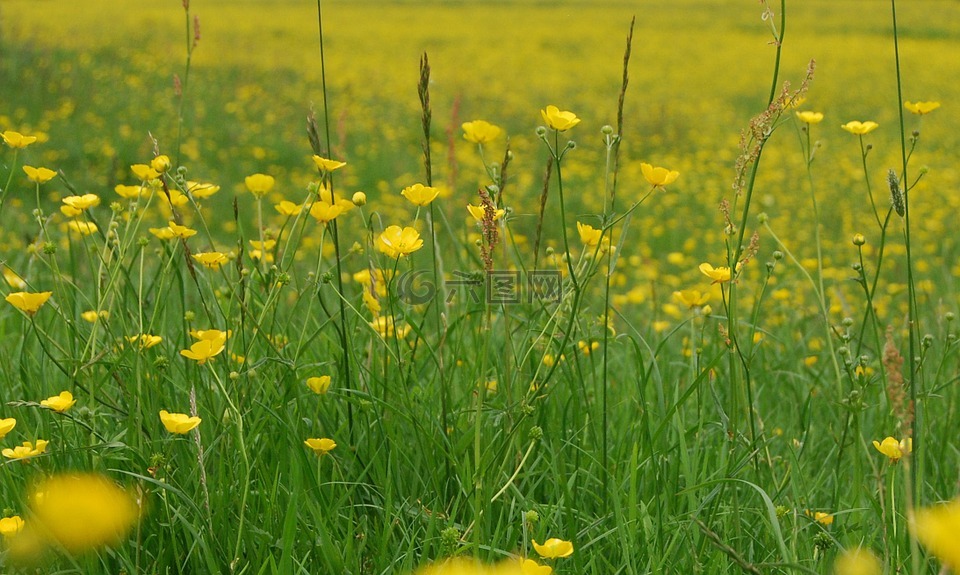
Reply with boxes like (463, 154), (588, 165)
(904, 101), (940, 115)
(0, 516), (24, 538)
(127, 334), (162, 349)
(462, 120), (502, 144)
(841, 121), (879, 135)
(192, 251), (229, 269)
(833, 547), (881, 575)
(369, 315), (409, 338)
(796, 111), (824, 124)
(5, 291), (53, 316)
(363, 289), (381, 315)
(532, 537), (574, 559)
(306, 375), (331, 394)
(245, 173), (275, 198)
(186, 181), (220, 199)
(81, 310), (109, 323)
(249, 239), (276, 262)
(114, 184), (145, 199)
(467, 203), (505, 222)
(3, 267), (26, 290)
(640, 163), (679, 187)
(61, 194), (100, 212)
(130, 164), (160, 181)
(2, 440), (49, 461)
(913, 499), (960, 570)
(872, 436), (911, 463)
(66, 221), (98, 236)
(312, 155), (346, 173)
(673, 289), (710, 308)
(699, 263), (732, 284)
(304, 437), (336, 456)
(150, 155), (171, 173)
(577, 222), (602, 247)
(805, 510), (834, 525)
(0, 418), (16, 440)
(40, 391), (76, 413)
(578, 340), (599, 355)
(159, 410), (201, 434)
(180, 338), (225, 365)
(309, 200), (346, 223)
(275, 200), (303, 216)
(540, 105), (580, 132)
(22, 166), (57, 184)
(519, 558), (552, 575)
(377, 225), (423, 258)
(401, 183), (440, 207)
(2, 131), (38, 148)
(149, 221), (197, 240)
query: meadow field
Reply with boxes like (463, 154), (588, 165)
(1, 0), (959, 573)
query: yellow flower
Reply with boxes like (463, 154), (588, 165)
(352, 191), (367, 206)
(150, 155), (172, 173)
(81, 310), (109, 323)
(532, 537), (574, 559)
(833, 547), (881, 575)
(114, 184), (145, 199)
(904, 101), (940, 115)
(186, 181), (220, 199)
(275, 200), (303, 216)
(192, 251), (229, 269)
(245, 173), (275, 198)
(462, 120), (502, 144)
(306, 375), (332, 394)
(2, 440), (49, 461)
(377, 225), (424, 258)
(0, 516), (24, 538)
(796, 111), (824, 124)
(841, 121), (879, 135)
(805, 510), (834, 525)
(640, 163), (680, 187)
(126, 334), (162, 349)
(540, 105), (580, 132)
(190, 328), (229, 343)
(913, 499), (960, 570)
(519, 558), (553, 575)
(249, 239), (277, 262)
(40, 391), (76, 413)
(162, 187), (190, 208)
(0, 418), (16, 440)
(150, 221), (197, 240)
(673, 289), (710, 308)
(66, 220), (98, 236)
(309, 200), (347, 223)
(130, 163), (160, 181)
(401, 183), (440, 207)
(699, 262), (732, 284)
(61, 193), (101, 212)
(159, 410), (201, 434)
(363, 289), (381, 315)
(312, 155), (347, 173)
(872, 436), (911, 463)
(578, 340), (599, 355)
(2, 130), (38, 148)
(3, 267), (26, 290)
(22, 166), (57, 184)
(5, 291), (53, 316)
(577, 222), (602, 247)
(369, 315), (409, 338)
(467, 203), (505, 222)
(180, 339), (225, 364)
(304, 437), (337, 456)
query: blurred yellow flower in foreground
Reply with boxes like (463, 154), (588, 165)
(5, 291), (53, 316)
(462, 120), (502, 144)
(872, 436), (911, 463)
(245, 173), (275, 198)
(377, 225), (424, 258)
(304, 437), (336, 456)
(833, 547), (881, 575)
(414, 557), (539, 575)
(40, 391), (76, 413)
(913, 499), (960, 570)
(22, 166), (57, 184)
(532, 537), (574, 558)
(159, 410), (201, 434)
(540, 105), (580, 132)
(2, 130), (38, 148)
(0, 418), (16, 440)
(640, 163), (679, 187)
(796, 111), (824, 124)
(2, 440), (49, 461)
(306, 375), (332, 395)
(904, 101), (940, 115)
(0, 516), (24, 538)
(841, 121), (879, 135)
(401, 183), (440, 207)
(312, 155), (346, 173)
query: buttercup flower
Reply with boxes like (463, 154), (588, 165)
(66, 221), (98, 236)
(673, 289), (710, 308)
(462, 120), (502, 144)
(841, 121), (879, 135)
(0, 418), (16, 440)
(127, 334), (162, 349)
(577, 222), (602, 247)
(22, 166), (57, 184)
(149, 221), (197, 240)
(150, 155), (172, 173)
(114, 184), (145, 199)
(309, 200), (347, 224)
(833, 547), (881, 575)
(519, 558), (553, 575)
(912, 499), (960, 569)
(249, 239), (276, 262)
(352, 191), (367, 206)
(311, 155), (346, 173)
(159, 410), (201, 434)
(3, 267), (26, 289)
(275, 200), (303, 217)
(699, 263), (733, 284)
(872, 436), (912, 463)
(80, 310), (109, 323)
(369, 315), (409, 338)
(180, 338), (225, 364)
(532, 538), (574, 559)
(5, 291), (53, 315)
(187, 181), (220, 199)
(0, 516), (24, 538)
(467, 203), (506, 222)
(401, 183), (440, 207)
(2, 440), (49, 461)
(540, 105), (580, 131)
(904, 101), (940, 115)
(61, 194), (101, 212)
(304, 437), (336, 456)
(640, 163), (680, 187)
(805, 510), (834, 525)
(377, 226), (424, 258)
(306, 375), (332, 395)
(2, 131), (38, 148)
(796, 111), (824, 124)
(245, 173), (275, 198)
(192, 251), (229, 269)
(40, 391), (76, 413)
(130, 164), (160, 181)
